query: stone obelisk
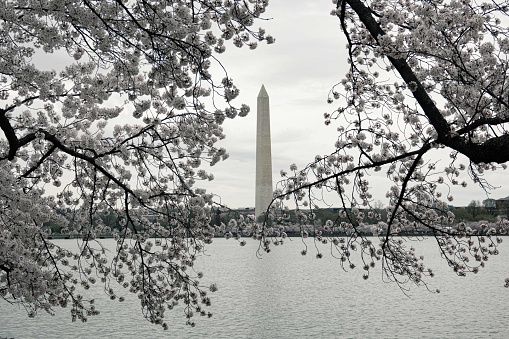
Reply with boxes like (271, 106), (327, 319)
(255, 85), (273, 218)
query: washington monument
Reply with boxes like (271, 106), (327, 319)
(255, 85), (273, 218)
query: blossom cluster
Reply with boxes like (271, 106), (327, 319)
(268, 0), (509, 289)
(0, 0), (271, 328)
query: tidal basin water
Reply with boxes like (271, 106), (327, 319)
(1, 237), (509, 338)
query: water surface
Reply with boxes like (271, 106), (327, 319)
(1, 237), (508, 338)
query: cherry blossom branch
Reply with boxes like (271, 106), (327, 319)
(0, 108), (19, 160)
(20, 144), (57, 178)
(342, 0), (509, 164)
(275, 142), (432, 200)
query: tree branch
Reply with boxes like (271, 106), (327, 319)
(0, 108), (19, 160)
(342, 0), (509, 164)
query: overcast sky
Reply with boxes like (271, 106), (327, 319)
(198, 1), (345, 208)
(200, 1), (509, 209)
(28, 1), (509, 209)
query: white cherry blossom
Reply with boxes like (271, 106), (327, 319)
(0, 0), (270, 328)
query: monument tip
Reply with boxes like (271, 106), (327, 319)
(258, 84), (269, 98)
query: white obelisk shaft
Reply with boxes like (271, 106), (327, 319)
(255, 85), (273, 218)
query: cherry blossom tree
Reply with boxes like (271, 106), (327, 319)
(271, 0), (509, 290)
(0, 0), (271, 328)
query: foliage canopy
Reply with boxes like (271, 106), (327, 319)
(4, 0), (509, 330)
(0, 0), (271, 328)
(272, 0), (509, 289)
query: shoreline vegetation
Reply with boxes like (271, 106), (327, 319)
(46, 220), (506, 240)
(44, 203), (508, 240)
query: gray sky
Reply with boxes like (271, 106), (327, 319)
(26, 1), (509, 209)
(200, 1), (346, 208)
(200, 1), (509, 209)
